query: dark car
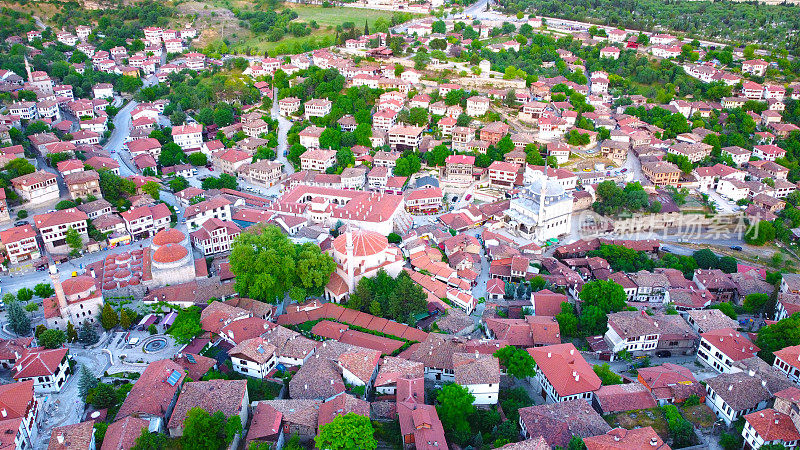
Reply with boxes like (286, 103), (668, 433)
(730, 245), (743, 251)
(14, 220), (28, 227)
(655, 350), (672, 358)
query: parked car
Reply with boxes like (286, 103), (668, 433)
(730, 245), (743, 251)
(655, 350), (672, 358)
(14, 220), (28, 227)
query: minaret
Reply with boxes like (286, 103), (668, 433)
(49, 262), (72, 327)
(346, 227), (355, 293)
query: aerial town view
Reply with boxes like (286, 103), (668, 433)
(0, 0), (799, 448)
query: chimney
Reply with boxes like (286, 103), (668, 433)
(613, 435), (620, 442)
(650, 438), (659, 447)
(57, 433), (65, 444)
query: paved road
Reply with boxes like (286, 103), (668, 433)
(271, 87), (295, 176)
(104, 101), (137, 177)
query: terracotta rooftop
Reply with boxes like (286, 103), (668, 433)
(527, 343), (601, 398)
(48, 421), (95, 450)
(116, 359), (186, 420)
(167, 379), (248, 430)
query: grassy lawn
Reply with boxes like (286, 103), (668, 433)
(287, 3), (398, 28)
(605, 408), (670, 440)
(680, 404), (717, 429)
(229, 3), (414, 55)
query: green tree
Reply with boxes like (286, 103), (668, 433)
(65, 227), (83, 253)
(756, 313), (800, 364)
(315, 413), (376, 450)
(745, 220), (776, 246)
(120, 308), (135, 330)
(593, 363), (622, 385)
(34, 283), (55, 298)
(494, 345), (536, 379)
(718, 256), (738, 273)
(7, 300), (30, 335)
(230, 226), (334, 303)
(182, 408), (242, 450)
(100, 303), (119, 330)
(188, 152), (208, 166)
(78, 321), (99, 345)
(38, 329), (66, 349)
(692, 249), (719, 269)
(579, 280), (627, 313)
(142, 181), (160, 201)
(167, 306), (202, 344)
(437, 383), (474, 439)
(16, 287), (33, 302)
(55, 200), (77, 210)
(555, 302), (578, 337)
(77, 365), (98, 400)
(88, 383), (118, 409)
(709, 302), (737, 320)
(66, 321), (78, 342)
(662, 404), (695, 448)
(168, 177), (190, 192)
(744, 293), (771, 314)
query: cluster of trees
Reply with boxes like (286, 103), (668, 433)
(230, 225), (336, 303)
(436, 383), (522, 447)
(556, 280), (627, 336)
(592, 181), (660, 216)
(167, 306), (202, 344)
(756, 312), (800, 364)
(498, 0), (800, 56)
(347, 270), (428, 325)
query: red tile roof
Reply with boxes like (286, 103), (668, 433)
(116, 359), (186, 420)
(13, 347), (67, 379)
(527, 343), (601, 397)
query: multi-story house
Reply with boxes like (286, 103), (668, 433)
(298, 125), (324, 149)
(479, 121), (510, 146)
(303, 98), (332, 120)
(444, 155), (474, 184)
(171, 124), (203, 150)
(279, 97), (301, 116)
(388, 125), (423, 150)
(528, 343), (601, 403)
(64, 170), (101, 200)
(0, 224), (40, 265)
(697, 328), (759, 373)
(214, 149), (251, 175)
(487, 161), (519, 191)
(239, 159), (284, 188)
(184, 195), (232, 230)
(451, 126), (475, 151)
(642, 161), (680, 187)
(190, 218), (241, 255)
(33, 208), (88, 253)
(229, 337), (278, 379)
(120, 204), (171, 240)
(466, 96), (490, 117)
(300, 149), (337, 172)
(13, 348), (70, 393)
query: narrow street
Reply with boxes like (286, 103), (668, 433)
(271, 87), (295, 176)
(104, 100), (138, 177)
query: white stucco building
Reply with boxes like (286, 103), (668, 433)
(505, 168), (573, 243)
(324, 227), (404, 302)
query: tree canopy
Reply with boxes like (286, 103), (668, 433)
(230, 225), (335, 303)
(494, 345), (536, 379)
(315, 413), (376, 450)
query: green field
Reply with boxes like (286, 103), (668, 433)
(232, 3), (406, 55)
